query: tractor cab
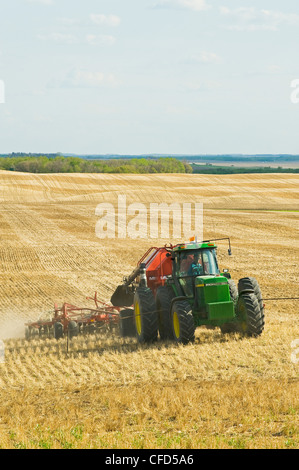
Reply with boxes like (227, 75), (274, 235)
(171, 242), (235, 323)
(173, 243), (220, 276)
(172, 242), (220, 297)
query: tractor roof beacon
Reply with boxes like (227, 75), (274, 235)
(111, 238), (265, 344)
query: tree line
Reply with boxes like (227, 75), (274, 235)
(0, 155), (297, 174)
(191, 164), (299, 174)
(0, 155), (193, 174)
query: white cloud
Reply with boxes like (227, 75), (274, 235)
(220, 6), (299, 31)
(37, 33), (78, 44)
(68, 69), (105, 87)
(267, 64), (282, 75)
(26, 0), (53, 4)
(153, 0), (210, 11)
(55, 14), (121, 31)
(190, 51), (222, 64)
(57, 18), (81, 26)
(86, 34), (116, 46)
(165, 104), (199, 115)
(38, 33), (116, 47)
(49, 69), (121, 89)
(262, 9), (299, 26)
(183, 80), (221, 92)
(90, 14), (121, 27)
(179, 0), (210, 10)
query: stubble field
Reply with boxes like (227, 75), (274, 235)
(0, 170), (298, 449)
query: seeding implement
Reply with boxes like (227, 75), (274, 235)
(25, 238), (266, 344)
(25, 292), (121, 340)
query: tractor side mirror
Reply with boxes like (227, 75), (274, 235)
(228, 248), (232, 256)
(223, 269), (231, 279)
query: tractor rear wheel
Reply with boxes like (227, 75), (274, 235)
(156, 286), (175, 339)
(119, 308), (136, 337)
(238, 277), (264, 318)
(236, 293), (264, 336)
(134, 287), (158, 343)
(171, 300), (195, 345)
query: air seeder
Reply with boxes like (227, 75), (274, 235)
(111, 238), (265, 344)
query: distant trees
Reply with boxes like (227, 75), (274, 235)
(191, 164), (299, 174)
(0, 155), (296, 174)
(0, 155), (193, 174)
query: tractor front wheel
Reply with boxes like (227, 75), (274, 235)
(134, 287), (158, 343)
(171, 300), (195, 345)
(238, 277), (264, 321)
(236, 293), (264, 337)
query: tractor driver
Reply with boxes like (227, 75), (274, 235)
(187, 253), (203, 276)
(180, 253), (193, 275)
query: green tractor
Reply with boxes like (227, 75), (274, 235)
(111, 238), (265, 344)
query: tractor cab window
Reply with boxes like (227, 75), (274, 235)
(175, 249), (219, 277)
(175, 250), (203, 298)
(174, 249), (220, 298)
(202, 249), (219, 275)
(175, 251), (203, 277)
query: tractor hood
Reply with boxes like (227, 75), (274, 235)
(195, 275), (234, 322)
(195, 275), (229, 289)
(195, 275), (230, 305)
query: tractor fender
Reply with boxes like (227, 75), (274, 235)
(170, 296), (189, 310)
(239, 289), (255, 295)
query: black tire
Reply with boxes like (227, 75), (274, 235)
(228, 279), (238, 302)
(236, 293), (264, 337)
(54, 322), (64, 340)
(156, 285), (175, 339)
(171, 300), (195, 345)
(220, 279), (239, 334)
(238, 277), (264, 318)
(134, 287), (158, 343)
(119, 308), (136, 337)
(68, 320), (79, 339)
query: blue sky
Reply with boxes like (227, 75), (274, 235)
(0, 0), (299, 155)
